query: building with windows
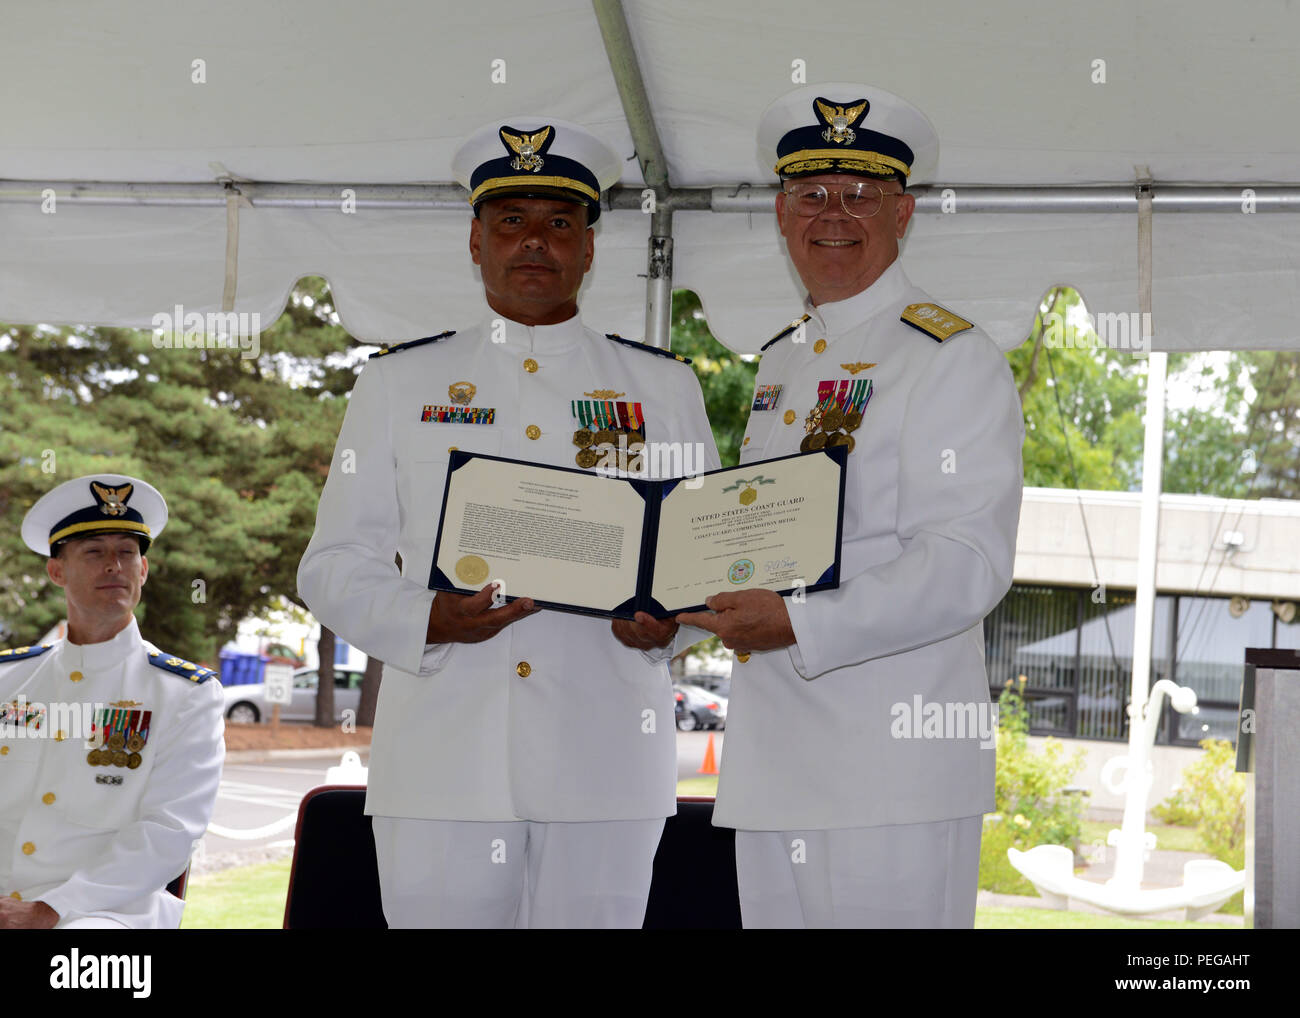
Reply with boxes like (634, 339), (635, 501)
(986, 487), (1300, 811)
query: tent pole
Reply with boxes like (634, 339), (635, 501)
(592, 0), (675, 349)
(3, 181), (1298, 213)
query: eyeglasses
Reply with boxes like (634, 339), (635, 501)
(782, 181), (903, 219)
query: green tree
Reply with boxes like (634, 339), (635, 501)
(0, 278), (358, 666)
(1008, 286), (1145, 490)
(671, 289), (759, 468)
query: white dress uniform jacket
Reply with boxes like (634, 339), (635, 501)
(297, 308), (719, 823)
(0, 617), (225, 927)
(714, 261), (1024, 831)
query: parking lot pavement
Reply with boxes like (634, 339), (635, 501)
(199, 735), (718, 873)
(676, 729), (723, 780)
(196, 751), (368, 873)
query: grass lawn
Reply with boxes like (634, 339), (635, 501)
(975, 908), (1238, 930)
(1079, 819), (1204, 854)
(180, 858), (293, 929)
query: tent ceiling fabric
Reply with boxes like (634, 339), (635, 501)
(2, 0), (1298, 353)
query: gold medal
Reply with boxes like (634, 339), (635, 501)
(844, 410), (863, 431)
(827, 432), (849, 447)
(455, 555), (490, 585)
(575, 448), (599, 469)
(112, 750), (128, 768)
(627, 454), (644, 473)
(592, 428), (616, 446)
(843, 434), (856, 453)
(626, 428), (645, 444)
(127, 733), (144, 753)
(808, 432), (828, 451)
(86, 749), (101, 766)
(573, 429), (593, 448)
(109, 733), (125, 751)
(820, 407), (844, 432)
(127, 753), (142, 770)
(799, 434), (814, 453)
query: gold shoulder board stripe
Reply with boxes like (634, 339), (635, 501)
(370, 330), (456, 359)
(761, 314), (811, 352)
(900, 303), (974, 343)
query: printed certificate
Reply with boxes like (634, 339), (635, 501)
(429, 447), (846, 619)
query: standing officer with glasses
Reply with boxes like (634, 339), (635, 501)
(678, 83), (1025, 927)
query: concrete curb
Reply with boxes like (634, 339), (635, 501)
(223, 746), (371, 764)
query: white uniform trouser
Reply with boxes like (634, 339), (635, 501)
(372, 816), (666, 929)
(734, 815), (983, 929)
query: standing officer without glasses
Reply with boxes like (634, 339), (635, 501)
(677, 84), (1025, 927)
(0, 474), (224, 929)
(298, 118), (719, 928)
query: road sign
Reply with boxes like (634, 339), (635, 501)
(264, 663), (293, 706)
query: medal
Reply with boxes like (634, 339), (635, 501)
(127, 753), (142, 770)
(455, 555), (490, 585)
(808, 432), (827, 451)
(575, 448), (599, 469)
(573, 429), (593, 448)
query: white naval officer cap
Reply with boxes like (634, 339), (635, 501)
(758, 82), (939, 186)
(21, 474), (168, 556)
(451, 117), (622, 223)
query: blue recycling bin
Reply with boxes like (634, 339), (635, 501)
(219, 650), (268, 686)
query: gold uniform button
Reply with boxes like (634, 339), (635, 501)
(42, 793), (55, 805)
(21, 842), (35, 856)
(448, 446), (458, 452)
(69, 671), (83, 682)
(813, 338), (827, 354)
(9, 891), (21, 901)
(736, 652), (751, 663)
(0, 746), (8, 756)
(55, 731), (66, 742)
(525, 425), (541, 440)
(516, 661), (531, 678)
(523, 358), (539, 373)
(783, 410), (797, 425)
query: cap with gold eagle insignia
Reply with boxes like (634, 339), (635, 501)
(370, 330), (456, 360)
(759, 82), (939, 185)
(21, 474), (168, 557)
(451, 117), (621, 224)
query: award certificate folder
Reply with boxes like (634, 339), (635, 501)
(429, 446), (847, 620)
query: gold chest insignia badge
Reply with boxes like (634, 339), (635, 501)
(840, 362), (877, 376)
(501, 126), (552, 173)
(584, 390), (626, 399)
(447, 381), (477, 405)
(816, 99), (868, 145)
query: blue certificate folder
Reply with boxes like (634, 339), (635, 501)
(429, 445), (847, 621)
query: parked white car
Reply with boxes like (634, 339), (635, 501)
(223, 666), (365, 723)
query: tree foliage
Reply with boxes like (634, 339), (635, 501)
(0, 278), (359, 663)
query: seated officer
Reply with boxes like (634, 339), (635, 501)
(0, 474), (225, 929)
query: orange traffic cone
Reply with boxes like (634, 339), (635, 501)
(696, 732), (718, 776)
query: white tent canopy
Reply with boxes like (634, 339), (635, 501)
(3, 0), (1299, 353)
